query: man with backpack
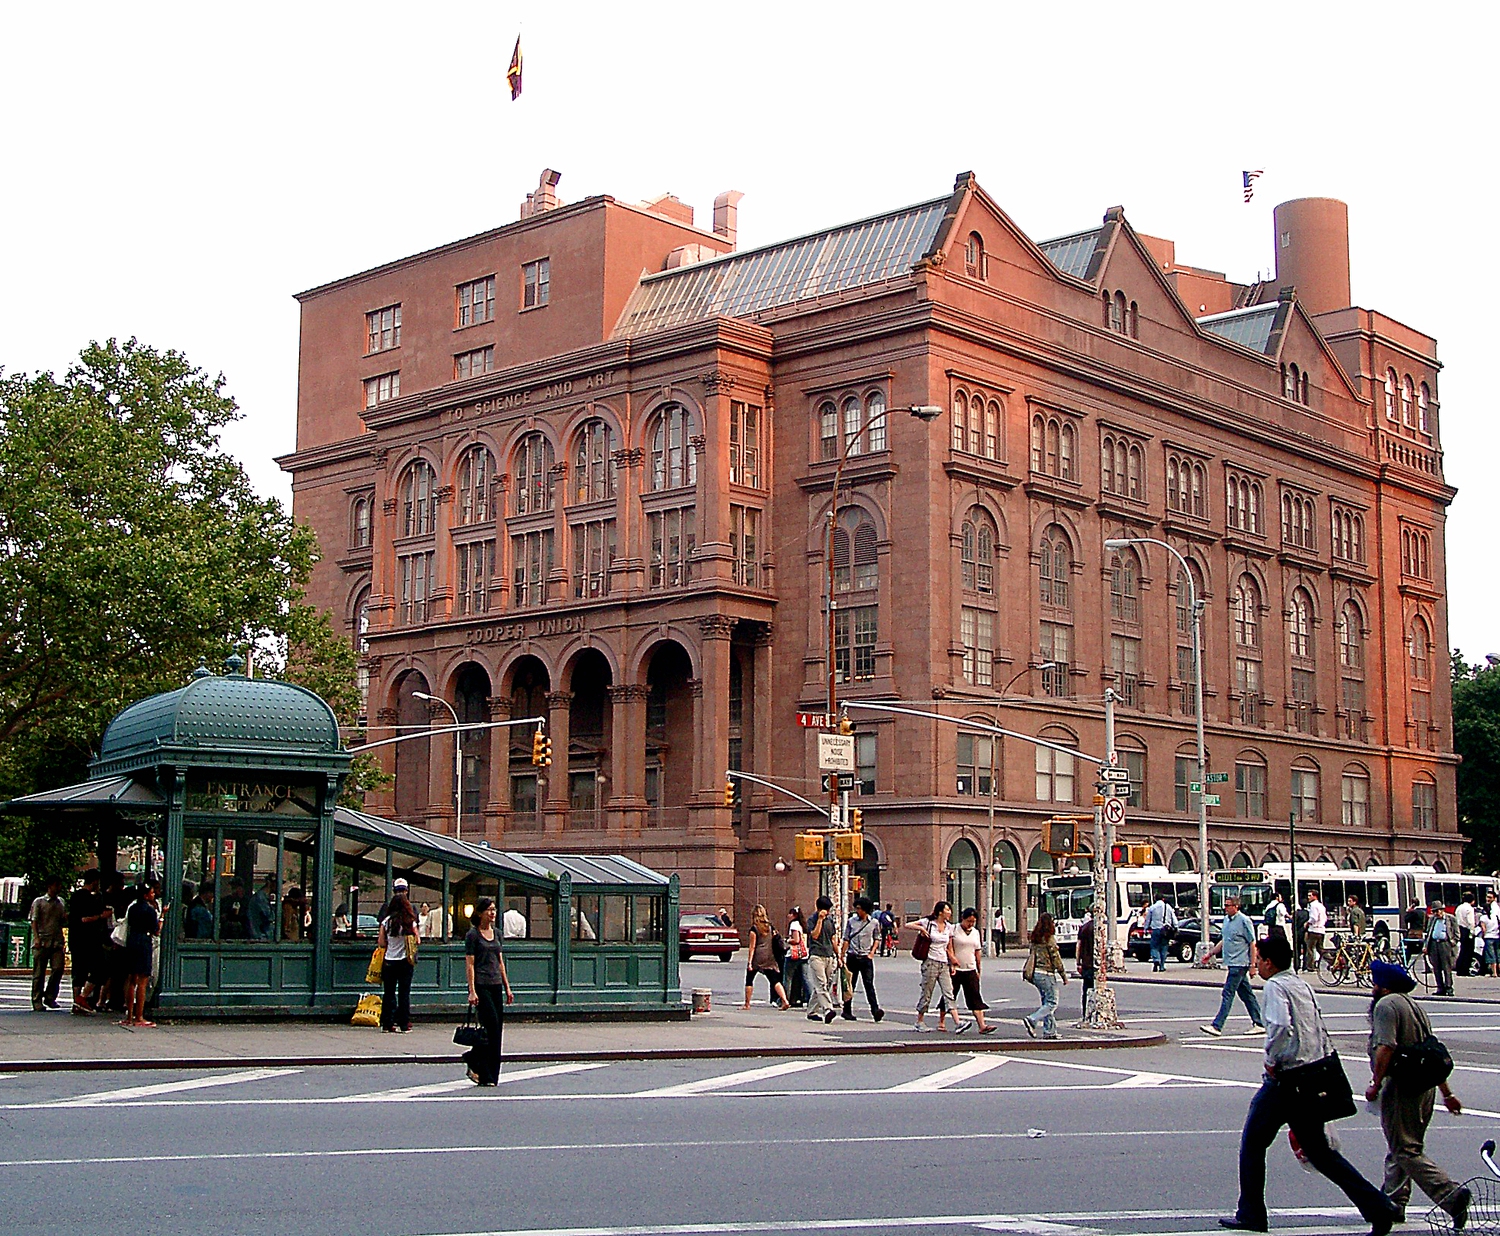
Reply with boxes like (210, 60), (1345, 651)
(1365, 959), (1470, 1229)
(1143, 892), (1177, 971)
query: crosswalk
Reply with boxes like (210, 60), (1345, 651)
(0, 1050), (1273, 1114)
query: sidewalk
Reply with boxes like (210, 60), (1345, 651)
(0, 954), (1162, 1072)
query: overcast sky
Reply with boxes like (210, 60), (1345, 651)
(2, 2), (1492, 658)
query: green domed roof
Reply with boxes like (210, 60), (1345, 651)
(98, 665), (343, 762)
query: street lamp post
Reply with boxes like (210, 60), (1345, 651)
(1105, 536), (1211, 963)
(981, 661), (1055, 957)
(413, 692), (463, 845)
(821, 403), (942, 921)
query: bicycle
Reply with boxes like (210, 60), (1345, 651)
(1424, 1138), (1500, 1235)
(1316, 931), (1377, 987)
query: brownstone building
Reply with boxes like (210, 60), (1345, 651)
(279, 169), (1457, 924)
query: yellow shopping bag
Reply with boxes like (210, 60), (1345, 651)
(365, 945), (385, 984)
(351, 993), (382, 1026)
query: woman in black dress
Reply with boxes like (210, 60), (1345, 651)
(122, 881), (160, 1028)
(464, 898), (514, 1085)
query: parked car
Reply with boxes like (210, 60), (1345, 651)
(1127, 917), (1221, 965)
(679, 913), (739, 961)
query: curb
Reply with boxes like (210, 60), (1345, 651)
(0, 1031), (1167, 1073)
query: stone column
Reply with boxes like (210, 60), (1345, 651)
(696, 614), (734, 833)
(544, 690), (572, 834)
(749, 625), (775, 828)
(608, 684), (649, 832)
(486, 695), (512, 843)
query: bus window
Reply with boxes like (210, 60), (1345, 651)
(1365, 881), (1391, 909)
(1238, 883), (1271, 916)
(1323, 880), (1344, 907)
(1177, 883), (1201, 912)
(1125, 883), (1148, 910)
(1273, 879), (1292, 903)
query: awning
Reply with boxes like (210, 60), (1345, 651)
(3, 775), (166, 814)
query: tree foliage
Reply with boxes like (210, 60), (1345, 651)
(1453, 650), (1500, 873)
(0, 339), (369, 879)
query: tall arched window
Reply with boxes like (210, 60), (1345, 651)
(352, 586), (371, 725)
(351, 496), (371, 548)
(1060, 422), (1075, 480)
(1127, 443), (1143, 499)
(1288, 589), (1313, 660)
(965, 232), (986, 280)
(961, 508), (997, 594)
(455, 444), (494, 526)
(820, 400), (839, 461)
(572, 419), (615, 505)
(1233, 575), (1260, 647)
(1175, 561), (1204, 717)
(951, 394), (968, 453)
(513, 432), (555, 514)
(1385, 370), (1399, 420)
(1109, 549), (1139, 622)
(1401, 375), (1415, 428)
(1418, 383), (1431, 434)
(400, 459), (436, 538)
(649, 404), (696, 491)
(832, 508), (878, 592)
(1410, 617), (1431, 681)
(968, 393), (985, 456)
(1339, 600), (1366, 742)
(1039, 528), (1071, 609)
(1029, 414), (1044, 472)
(1288, 588), (1316, 733)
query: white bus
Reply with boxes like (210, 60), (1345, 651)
(1043, 866), (1210, 957)
(1259, 863), (1498, 947)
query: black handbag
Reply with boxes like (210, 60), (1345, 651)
(453, 1006), (489, 1049)
(1394, 1033), (1454, 1091)
(1277, 1051), (1357, 1123)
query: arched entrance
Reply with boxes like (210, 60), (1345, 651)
(644, 641), (694, 818)
(946, 838), (980, 915)
(1026, 845), (1055, 930)
(992, 841), (1020, 940)
(453, 663), (492, 821)
(567, 649), (613, 828)
(393, 670), (431, 821)
(505, 656), (550, 826)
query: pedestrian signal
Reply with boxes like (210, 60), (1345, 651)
(723, 778), (736, 807)
(850, 877), (865, 894)
(833, 832), (861, 862)
(1044, 816), (1076, 856)
(530, 728), (552, 766)
(795, 833), (825, 862)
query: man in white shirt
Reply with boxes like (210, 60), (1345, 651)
(1455, 893), (1477, 977)
(1143, 894), (1178, 971)
(1482, 891), (1500, 978)
(1218, 933), (1397, 1234)
(502, 906), (527, 939)
(1304, 891), (1328, 968)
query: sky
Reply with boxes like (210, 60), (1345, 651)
(1, 1), (1493, 658)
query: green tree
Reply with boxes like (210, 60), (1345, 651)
(0, 339), (368, 879)
(1453, 650), (1500, 872)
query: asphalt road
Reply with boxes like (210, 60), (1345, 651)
(2, 965), (1498, 1236)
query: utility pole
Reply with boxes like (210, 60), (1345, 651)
(1082, 690), (1123, 1029)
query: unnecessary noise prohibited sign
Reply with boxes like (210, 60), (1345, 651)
(817, 732), (856, 772)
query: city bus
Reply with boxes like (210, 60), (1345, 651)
(1260, 863), (1499, 947)
(1043, 866), (1206, 957)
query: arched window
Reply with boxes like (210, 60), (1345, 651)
(1102, 291), (1114, 329)
(572, 419), (615, 505)
(1110, 549), (1140, 622)
(1127, 443), (1143, 499)
(1039, 528), (1071, 610)
(1045, 419), (1060, 473)
(820, 400), (839, 461)
(1341, 766), (1370, 829)
(961, 508), (997, 594)
(351, 496), (371, 548)
(1289, 589), (1313, 660)
(1034, 729), (1077, 803)
(984, 399), (1000, 460)
(1167, 456), (1181, 510)
(1290, 759), (1319, 823)
(969, 393), (985, 456)
(649, 404), (696, 491)
(400, 459), (436, 538)
(1282, 364), (1296, 401)
(1385, 369), (1398, 420)
(1401, 375), (1415, 427)
(1128, 301), (1139, 339)
(1111, 290), (1126, 334)
(1339, 601), (1364, 670)
(513, 432), (555, 514)
(965, 232), (986, 280)
(866, 391), (887, 453)
(833, 508), (878, 592)
(455, 444), (494, 526)
(1412, 775), (1437, 831)
(1234, 752), (1268, 818)
(1418, 383), (1431, 434)
(1190, 462), (1205, 517)
(1233, 575), (1260, 647)
(1060, 422), (1075, 480)
(951, 394), (968, 453)
(1410, 618), (1431, 681)
(1301, 371), (1310, 404)
(352, 586), (371, 724)
(1029, 414), (1044, 472)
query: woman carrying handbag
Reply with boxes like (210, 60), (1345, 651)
(378, 879), (419, 1033)
(463, 898), (514, 1085)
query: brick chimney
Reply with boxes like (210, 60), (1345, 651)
(519, 168), (563, 219)
(713, 190), (744, 249)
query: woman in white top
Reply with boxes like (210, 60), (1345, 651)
(915, 901), (970, 1032)
(950, 907), (995, 1033)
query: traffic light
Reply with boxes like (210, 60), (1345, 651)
(1110, 844), (1128, 865)
(837, 714), (853, 736)
(850, 877), (865, 894)
(1044, 816), (1077, 856)
(530, 727), (552, 766)
(848, 807), (863, 830)
(723, 777), (736, 807)
(1109, 843), (1154, 866)
(833, 831), (861, 862)
(795, 833), (826, 862)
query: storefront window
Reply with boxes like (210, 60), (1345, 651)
(572, 893), (601, 943)
(180, 826), (316, 944)
(603, 895), (630, 942)
(634, 896), (665, 943)
(333, 843), (389, 939)
(503, 884), (554, 940)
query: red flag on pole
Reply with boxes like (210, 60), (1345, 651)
(507, 36), (523, 101)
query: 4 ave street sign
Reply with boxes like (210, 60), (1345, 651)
(797, 711), (836, 729)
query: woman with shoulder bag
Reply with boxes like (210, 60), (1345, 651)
(378, 879), (418, 1033)
(121, 881), (160, 1028)
(743, 904), (791, 1010)
(1022, 912), (1068, 1040)
(463, 897), (514, 1085)
(782, 907), (810, 1008)
(915, 901), (968, 1033)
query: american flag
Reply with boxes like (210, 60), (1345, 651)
(1242, 170), (1264, 203)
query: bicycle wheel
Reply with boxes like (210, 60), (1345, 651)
(1317, 951), (1343, 985)
(1408, 949), (1432, 992)
(1353, 948), (1372, 988)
